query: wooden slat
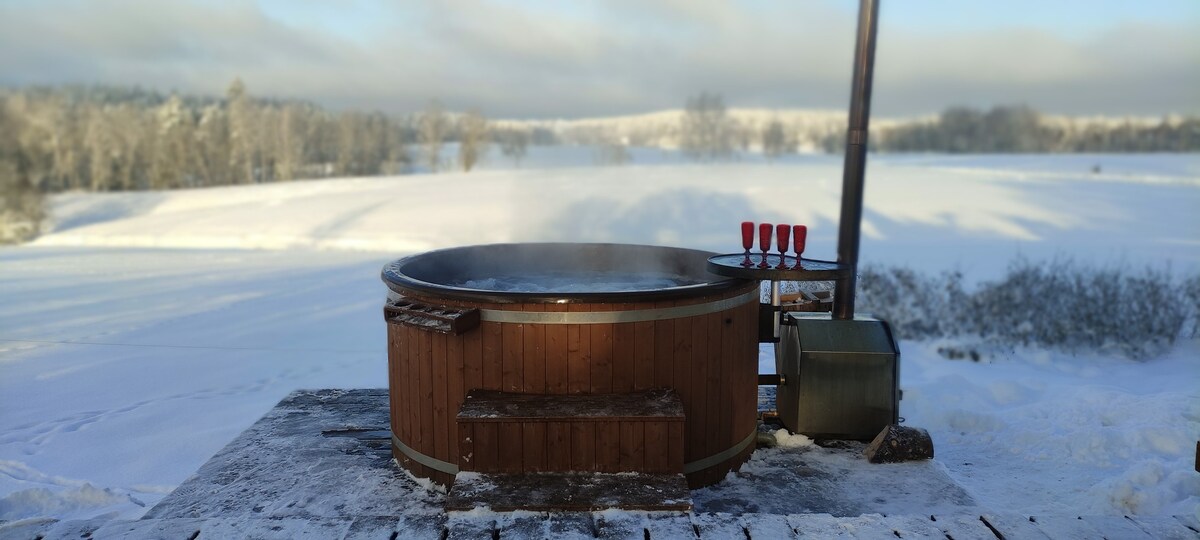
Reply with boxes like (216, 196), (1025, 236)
(544, 304), (569, 393)
(590, 316), (614, 393)
(652, 299), (675, 388)
(671, 315), (692, 461)
(978, 514), (1052, 539)
(497, 421), (523, 474)
(1126, 515), (1199, 539)
(719, 311), (736, 454)
(473, 423), (498, 473)
(419, 331), (435, 457)
(693, 512), (748, 538)
(567, 308), (590, 393)
(785, 513), (856, 538)
(447, 332), (464, 466)
(522, 423), (546, 472)
(688, 314), (709, 461)
(643, 421), (669, 473)
(464, 326), (483, 394)
(404, 325), (417, 458)
(611, 305), (636, 393)
(544, 514), (595, 538)
(457, 423), (474, 472)
(432, 333), (449, 464)
(502, 320), (523, 393)
(932, 514), (1007, 540)
(457, 388), (685, 422)
(522, 304), (546, 393)
(570, 422), (595, 471)
(481, 322), (503, 391)
(741, 513), (797, 539)
(1077, 515), (1154, 539)
(668, 422), (685, 475)
(618, 421), (644, 472)
(643, 514), (695, 539)
(704, 311), (723, 464)
(546, 422), (571, 471)
(596, 421), (620, 473)
(632, 320), (655, 391)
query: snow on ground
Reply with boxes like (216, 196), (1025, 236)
(1, 152), (1198, 524)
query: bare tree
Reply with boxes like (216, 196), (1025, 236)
(498, 128), (530, 167)
(226, 78), (257, 183)
(418, 100), (449, 172)
(762, 119), (787, 160)
(457, 108), (488, 172)
(680, 92), (734, 160)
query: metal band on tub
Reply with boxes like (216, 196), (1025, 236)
(682, 429), (757, 474)
(478, 289), (759, 325)
(392, 435), (460, 475)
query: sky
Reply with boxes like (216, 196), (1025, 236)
(0, 0), (1196, 119)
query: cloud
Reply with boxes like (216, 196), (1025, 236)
(0, 0), (1195, 117)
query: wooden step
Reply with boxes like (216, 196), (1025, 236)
(456, 388), (685, 474)
(444, 471), (692, 512)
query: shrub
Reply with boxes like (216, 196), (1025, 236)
(857, 259), (1194, 360)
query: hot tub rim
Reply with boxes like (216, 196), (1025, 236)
(381, 242), (755, 304)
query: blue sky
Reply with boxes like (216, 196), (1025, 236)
(1, 0), (1196, 117)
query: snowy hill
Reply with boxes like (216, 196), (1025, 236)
(1, 153), (1198, 524)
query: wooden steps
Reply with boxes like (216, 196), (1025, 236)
(456, 388), (686, 475)
(444, 471), (692, 512)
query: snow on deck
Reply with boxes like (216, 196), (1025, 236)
(2, 389), (1195, 539)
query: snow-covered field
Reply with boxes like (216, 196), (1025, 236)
(1, 152), (1198, 524)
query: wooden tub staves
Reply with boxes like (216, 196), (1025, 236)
(382, 243), (760, 488)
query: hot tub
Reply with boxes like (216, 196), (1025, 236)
(381, 243), (760, 487)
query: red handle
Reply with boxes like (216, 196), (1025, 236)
(792, 225), (807, 256)
(776, 224), (790, 254)
(758, 223), (773, 252)
(741, 221), (754, 251)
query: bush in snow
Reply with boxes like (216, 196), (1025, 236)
(857, 259), (1193, 360)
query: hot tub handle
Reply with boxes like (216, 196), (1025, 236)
(384, 297), (481, 335)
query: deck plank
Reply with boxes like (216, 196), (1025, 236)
(1027, 515), (1105, 539)
(1128, 515), (1200, 539)
(544, 513), (596, 539)
(1078, 515), (1155, 539)
(980, 513), (1052, 539)
(446, 514), (496, 540)
(644, 513), (696, 539)
(784, 513), (856, 538)
(692, 512), (746, 539)
(445, 472), (692, 513)
(741, 513), (797, 539)
(928, 514), (997, 540)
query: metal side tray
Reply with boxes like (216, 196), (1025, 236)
(776, 312), (899, 441)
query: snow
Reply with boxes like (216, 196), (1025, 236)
(1, 151), (1198, 526)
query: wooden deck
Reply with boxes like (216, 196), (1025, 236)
(6, 511), (1197, 539)
(4, 389), (1195, 540)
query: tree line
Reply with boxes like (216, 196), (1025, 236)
(3, 83), (1197, 243)
(872, 105), (1199, 153)
(0, 81), (523, 241)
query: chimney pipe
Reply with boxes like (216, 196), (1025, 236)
(833, 0), (881, 320)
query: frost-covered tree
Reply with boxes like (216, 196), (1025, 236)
(762, 119), (788, 160)
(680, 92), (734, 160)
(418, 100), (449, 172)
(457, 109), (488, 172)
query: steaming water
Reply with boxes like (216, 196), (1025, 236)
(455, 271), (704, 292)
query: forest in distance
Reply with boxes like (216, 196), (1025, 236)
(1, 80), (1199, 243)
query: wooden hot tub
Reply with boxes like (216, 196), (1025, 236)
(381, 243), (760, 487)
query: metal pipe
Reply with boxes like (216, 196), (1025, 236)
(833, 0), (881, 320)
(771, 280), (781, 338)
